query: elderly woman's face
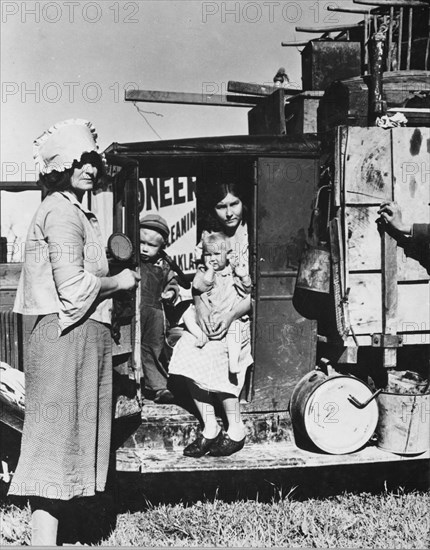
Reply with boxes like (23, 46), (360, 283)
(70, 162), (98, 194)
(214, 192), (243, 231)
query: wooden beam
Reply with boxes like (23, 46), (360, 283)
(295, 23), (363, 33)
(0, 181), (39, 191)
(228, 81), (301, 96)
(281, 41), (309, 46)
(228, 81), (277, 96)
(125, 90), (260, 107)
(353, 0), (429, 7)
(326, 5), (372, 13)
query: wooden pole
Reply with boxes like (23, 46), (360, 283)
(407, 7), (413, 69)
(364, 14), (369, 73)
(387, 7), (394, 70)
(398, 7), (403, 69)
(134, 264), (142, 405)
(426, 9), (430, 69)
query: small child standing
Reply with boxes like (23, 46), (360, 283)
(139, 213), (179, 404)
(183, 230), (251, 373)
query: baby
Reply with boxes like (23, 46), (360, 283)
(183, 230), (251, 373)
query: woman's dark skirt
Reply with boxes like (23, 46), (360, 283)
(8, 314), (112, 500)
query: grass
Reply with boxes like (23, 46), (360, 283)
(1, 489), (429, 547)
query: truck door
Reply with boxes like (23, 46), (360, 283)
(98, 158), (142, 419)
(250, 157), (318, 411)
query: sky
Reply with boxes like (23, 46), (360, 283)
(0, 0), (364, 260)
(1, 0), (365, 180)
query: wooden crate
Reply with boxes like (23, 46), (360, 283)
(334, 126), (430, 349)
(301, 41), (362, 91)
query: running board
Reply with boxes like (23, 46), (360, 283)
(117, 441), (430, 473)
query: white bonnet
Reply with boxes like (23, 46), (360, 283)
(33, 118), (101, 174)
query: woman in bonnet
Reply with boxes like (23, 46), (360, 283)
(9, 119), (140, 545)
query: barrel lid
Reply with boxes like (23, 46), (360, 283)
(303, 376), (378, 454)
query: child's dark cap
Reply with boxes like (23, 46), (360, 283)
(139, 213), (169, 241)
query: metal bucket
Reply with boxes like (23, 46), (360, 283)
(290, 370), (379, 454)
(376, 392), (430, 455)
(295, 246), (331, 294)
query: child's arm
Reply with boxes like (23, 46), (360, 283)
(161, 266), (180, 304)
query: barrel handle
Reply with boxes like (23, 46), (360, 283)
(348, 389), (382, 409)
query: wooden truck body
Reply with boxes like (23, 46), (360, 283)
(1, 2), (430, 476)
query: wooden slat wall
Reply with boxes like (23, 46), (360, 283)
(340, 127), (430, 339)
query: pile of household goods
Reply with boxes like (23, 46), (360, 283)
(376, 369), (430, 456)
(0, 361), (24, 412)
(290, 363), (430, 457)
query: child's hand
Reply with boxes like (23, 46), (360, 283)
(234, 262), (248, 279)
(227, 250), (240, 269)
(195, 332), (209, 348)
(161, 289), (175, 303)
(203, 264), (215, 284)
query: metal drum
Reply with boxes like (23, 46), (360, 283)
(290, 370), (379, 454)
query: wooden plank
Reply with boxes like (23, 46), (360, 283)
(295, 24), (363, 32)
(228, 81), (301, 97)
(0, 263), (22, 290)
(0, 182), (40, 191)
(125, 89), (260, 107)
(398, 283), (430, 331)
(343, 127), (392, 205)
(228, 80), (278, 96)
(282, 41), (311, 47)
(327, 6), (372, 13)
(392, 127), (430, 236)
(116, 441), (430, 473)
(393, 129), (430, 281)
(354, 0), (429, 7)
(381, 232), (398, 367)
(345, 205), (429, 280)
(346, 206), (382, 271)
(330, 219), (347, 338)
(348, 273), (382, 334)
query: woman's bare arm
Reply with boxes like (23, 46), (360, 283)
(98, 269), (140, 299)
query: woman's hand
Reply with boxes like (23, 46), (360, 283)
(378, 202), (411, 235)
(206, 311), (234, 340)
(161, 289), (175, 303)
(194, 295), (223, 336)
(114, 269), (141, 291)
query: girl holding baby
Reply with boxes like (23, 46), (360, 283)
(169, 182), (252, 457)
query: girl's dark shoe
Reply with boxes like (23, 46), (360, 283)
(208, 433), (246, 457)
(153, 389), (175, 404)
(183, 430), (223, 457)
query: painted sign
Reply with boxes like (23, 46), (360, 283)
(138, 176), (197, 274)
